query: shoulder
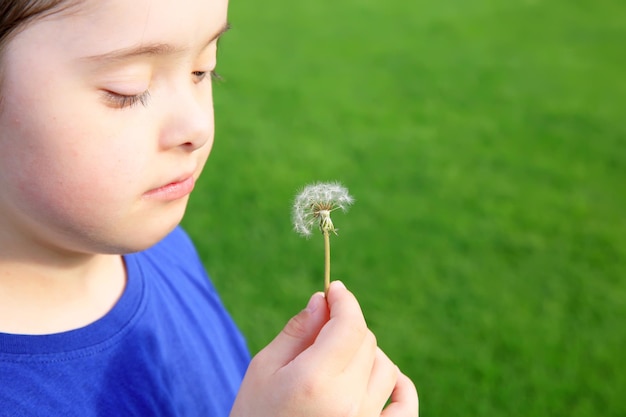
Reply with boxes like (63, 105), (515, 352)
(128, 225), (215, 293)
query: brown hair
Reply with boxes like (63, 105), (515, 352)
(0, 0), (73, 49)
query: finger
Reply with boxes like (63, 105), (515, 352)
(342, 329), (378, 384)
(361, 348), (398, 413)
(257, 292), (329, 370)
(302, 281), (368, 370)
(381, 371), (419, 417)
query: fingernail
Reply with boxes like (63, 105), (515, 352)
(306, 293), (323, 313)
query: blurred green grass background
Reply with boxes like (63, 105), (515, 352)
(182, 0), (626, 415)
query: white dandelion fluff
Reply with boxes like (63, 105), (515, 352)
(292, 182), (354, 237)
(293, 182), (354, 295)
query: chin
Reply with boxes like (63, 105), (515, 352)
(117, 229), (177, 254)
(97, 207), (188, 255)
(123, 220), (184, 254)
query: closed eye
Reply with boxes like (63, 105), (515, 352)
(192, 70), (223, 83)
(102, 69), (221, 109)
(210, 70), (223, 82)
(103, 90), (151, 109)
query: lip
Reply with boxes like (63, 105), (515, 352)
(143, 175), (195, 201)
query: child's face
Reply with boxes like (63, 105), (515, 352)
(0, 0), (228, 254)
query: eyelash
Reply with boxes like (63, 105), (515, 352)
(105, 70), (221, 109)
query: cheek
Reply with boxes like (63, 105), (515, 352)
(1, 102), (147, 225)
(10, 144), (126, 230)
(0, 44), (150, 200)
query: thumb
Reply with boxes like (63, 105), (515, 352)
(257, 292), (329, 370)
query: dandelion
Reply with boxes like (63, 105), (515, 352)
(292, 182), (354, 295)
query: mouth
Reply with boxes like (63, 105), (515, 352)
(143, 175), (195, 201)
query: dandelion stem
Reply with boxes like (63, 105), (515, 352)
(292, 182), (353, 295)
(323, 229), (331, 296)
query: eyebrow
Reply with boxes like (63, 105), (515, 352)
(81, 22), (231, 63)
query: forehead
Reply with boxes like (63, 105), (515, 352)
(32, 0), (228, 55)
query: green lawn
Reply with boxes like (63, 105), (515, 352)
(182, 0), (626, 415)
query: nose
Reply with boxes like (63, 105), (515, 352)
(158, 84), (214, 152)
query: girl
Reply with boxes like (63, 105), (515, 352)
(0, 0), (418, 416)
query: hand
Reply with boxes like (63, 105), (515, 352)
(229, 281), (419, 417)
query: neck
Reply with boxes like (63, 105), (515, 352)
(0, 251), (127, 335)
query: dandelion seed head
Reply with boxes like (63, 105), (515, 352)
(292, 182), (354, 237)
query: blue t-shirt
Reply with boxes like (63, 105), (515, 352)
(0, 227), (250, 416)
